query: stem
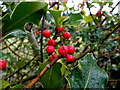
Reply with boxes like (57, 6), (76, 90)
(86, 1), (97, 25)
(101, 23), (120, 44)
(5, 74), (37, 89)
(3, 40), (31, 61)
(75, 47), (93, 60)
(25, 55), (61, 88)
(2, 39), (18, 50)
(40, 16), (45, 63)
(110, 1), (120, 13)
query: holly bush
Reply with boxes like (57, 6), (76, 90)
(0, 0), (120, 89)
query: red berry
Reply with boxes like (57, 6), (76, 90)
(114, 37), (119, 41)
(46, 45), (55, 54)
(0, 60), (6, 69)
(96, 10), (102, 18)
(66, 55), (75, 62)
(57, 28), (65, 33)
(63, 32), (71, 39)
(42, 30), (50, 38)
(67, 46), (75, 54)
(49, 54), (58, 62)
(48, 39), (56, 46)
(58, 45), (68, 56)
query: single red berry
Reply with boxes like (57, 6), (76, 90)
(114, 37), (119, 41)
(96, 10), (102, 18)
(63, 32), (71, 39)
(46, 45), (55, 54)
(42, 30), (50, 38)
(58, 45), (68, 56)
(0, 60), (6, 69)
(48, 39), (56, 46)
(67, 46), (75, 54)
(96, 10), (101, 15)
(66, 55), (75, 62)
(57, 28), (65, 33)
(49, 54), (58, 62)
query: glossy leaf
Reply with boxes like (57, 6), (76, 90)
(48, 9), (62, 27)
(64, 13), (83, 26)
(37, 61), (62, 88)
(0, 80), (10, 89)
(67, 53), (108, 88)
(2, 2), (48, 36)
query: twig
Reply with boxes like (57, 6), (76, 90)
(3, 39), (31, 61)
(25, 55), (61, 88)
(75, 47), (93, 60)
(40, 16), (45, 63)
(4, 54), (38, 81)
(6, 74), (37, 89)
(86, 1), (97, 25)
(101, 23), (120, 44)
(115, 48), (120, 53)
(110, 1), (120, 13)
(108, 79), (120, 82)
(2, 39), (18, 50)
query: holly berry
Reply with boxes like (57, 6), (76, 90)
(48, 39), (56, 46)
(57, 28), (65, 33)
(0, 60), (6, 69)
(114, 37), (119, 41)
(46, 45), (55, 54)
(58, 45), (68, 56)
(96, 10), (102, 18)
(49, 54), (58, 62)
(67, 46), (75, 54)
(63, 32), (71, 39)
(42, 30), (50, 38)
(66, 55), (75, 62)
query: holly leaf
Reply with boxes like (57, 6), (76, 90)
(37, 61), (62, 88)
(10, 84), (25, 89)
(67, 53), (108, 88)
(48, 9), (62, 27)
(2, 2), (48, 36)
(0, 80), (10, 89)
(64, 13), (83, 26)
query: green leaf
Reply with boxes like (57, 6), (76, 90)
(2, 2), (48, 36)
(37, 61), (62, 88)
(0, 80), (10, 89)
(10, 84), (25, 89)
(4, 30), (27, 39)
(67, 53), (108, 88)
(65, 13), (83, 26)
(48, 9), (62, 27)
(84, 15), (95, 23)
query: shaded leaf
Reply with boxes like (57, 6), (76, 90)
(67, 53), (108, 88)
(37, 61), (62, 88)
(64, 13), (83, 26)
(4, 30), (27, 39)
(10, 84), (25, 89)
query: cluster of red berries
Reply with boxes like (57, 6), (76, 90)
(0, 60), (6, 69)
(42, 28), (75, 62)
(96, 10), (105, 18)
